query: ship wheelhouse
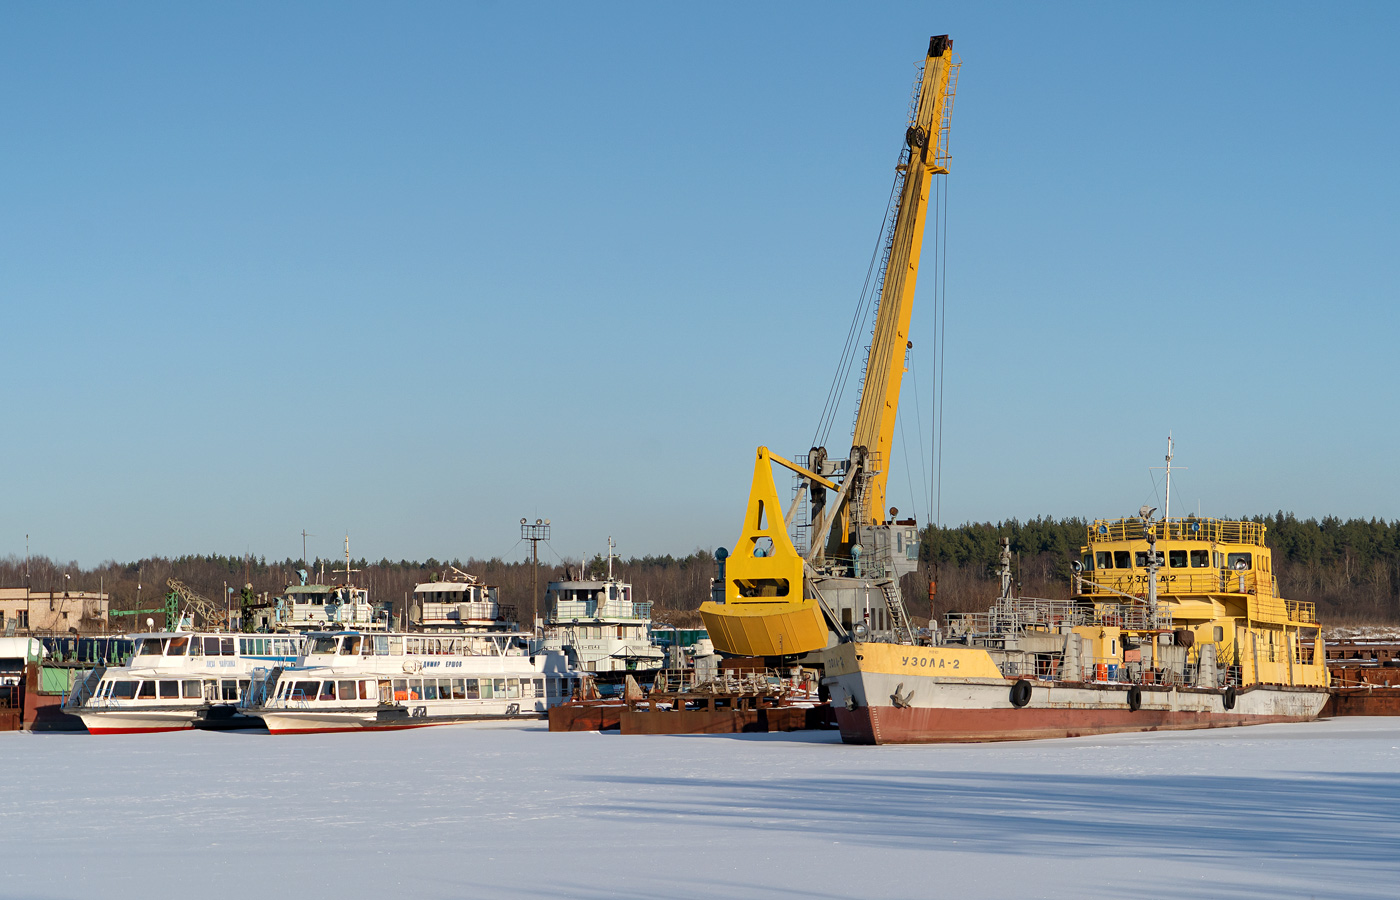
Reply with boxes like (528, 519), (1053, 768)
(1073, 517), (1322, 688)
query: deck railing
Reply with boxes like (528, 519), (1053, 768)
(1087, 518), (1265, 546)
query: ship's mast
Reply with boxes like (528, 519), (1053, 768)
(1164, 434), (1173, 521)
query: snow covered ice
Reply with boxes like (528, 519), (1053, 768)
(3, 718), (1397, 899)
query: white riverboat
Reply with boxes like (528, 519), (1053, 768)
(63, 631), (305, 734)
(538, 538), (664, 676)
(241, 630), (578, 734)
(410, 567), (516, 631)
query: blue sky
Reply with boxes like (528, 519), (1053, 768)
(3, 3), (1397, 568)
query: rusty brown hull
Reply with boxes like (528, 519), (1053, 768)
(548, 703), (625, 732)
(836, 704), (1314, 744)
(1323, 688), (1400, 716)
(619, 706), (818, 735)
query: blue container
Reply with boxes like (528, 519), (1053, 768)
(1106, 664), (1119, 681)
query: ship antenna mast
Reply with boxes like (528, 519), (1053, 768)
(1150, 433), (1186, 521)
(606, 536), (617, 580)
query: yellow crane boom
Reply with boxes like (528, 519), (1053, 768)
(700, 36), (959, 659)
(852, 34), (957, 528)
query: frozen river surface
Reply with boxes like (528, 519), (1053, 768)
(3, 718), (1398, 899)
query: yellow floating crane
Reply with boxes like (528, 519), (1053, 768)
(700, 35), (959, 658)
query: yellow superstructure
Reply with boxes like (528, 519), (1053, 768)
(700, 35), (959, 657)
(1071, 517), (1326, 688)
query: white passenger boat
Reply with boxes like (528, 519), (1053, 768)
(63, 631), (305, 734)
(538, 538), (665, 677)
(241, 630), (578, 734)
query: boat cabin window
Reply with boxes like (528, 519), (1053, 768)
(318, 681), (337, 701)
(167, 636), (190, 655)
(110, 680), (138, 699)
(136, 639), (165, 656)
(1190, 550), (1210, 568)
(138, 681), (156, 699)
(1134, 551), (1165, 568)
(1213, 626), (1225, 642)
(1227, 552), (1253, 571)
(221, 680), (238, 701)
(1112, 551), (1131, 569)
(158, 680), (180, 699)
(1168, 550), (1188, 568)
(309, 636), (339, 655)
(337, 680), (358, 699)
(182, 680), (202, 699)
(290, 681), (319, 700)
(1095, 552), (1113, 569)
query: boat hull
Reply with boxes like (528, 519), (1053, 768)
(824, 642), (1329, 744)
(74, 707), (202, 735)
(260, 707), (545, 735)
(836, 691), (1323, 744)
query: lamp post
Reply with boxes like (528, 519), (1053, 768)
(520, 518), (550, 641)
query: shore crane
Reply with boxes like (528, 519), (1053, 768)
(700, 35), (959, 658)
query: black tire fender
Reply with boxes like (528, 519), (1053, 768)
(1009, 679), (1033, 708)
(1222, 685), (1237, 710)
(1126, 685), (1142, 712)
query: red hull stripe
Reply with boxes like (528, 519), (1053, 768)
(837, 705), (1313, 744)
(266, 722), (441, 735)
(84, 726), (194, 735)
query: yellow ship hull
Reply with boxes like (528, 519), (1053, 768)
(698, 598), (829, 658)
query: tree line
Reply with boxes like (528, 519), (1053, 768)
(3, 512), (1396, 632)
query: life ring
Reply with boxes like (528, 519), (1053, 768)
(402, 660), (422, 674)
(1126, 685), (1142, 712)
(1222, 685), (1237, 710)
(1009, 679), (1033, 708)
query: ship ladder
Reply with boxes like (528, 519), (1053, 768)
(878, 580), (917, 645)
(64, 665), (105, 709)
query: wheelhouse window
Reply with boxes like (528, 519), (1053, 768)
(1168, 550), (1188, 568)
(167, 636), (190, 655)
(136, 639), (165, 656)
(1095, 551), (1113, 569)
(309, 636), (338, 655)
(1113, 550), (1131, 568)
(1134, 551), (1165, 568)
(1227, 552), (1253, 570)
(1190, 549), (1210, 568)
(340, 635), (361, 655)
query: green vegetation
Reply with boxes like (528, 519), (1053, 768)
(3, 513), (1396, 633)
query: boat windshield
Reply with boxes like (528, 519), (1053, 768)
(167, 636), (191, 656)
(309, 636), (339, 655)
(135, 638), (166, 656)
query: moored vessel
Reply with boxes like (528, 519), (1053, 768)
(538, 538), (665, 679)
(826, 498), (1330, 743)
(241, 629), (578, 734)
(62, 630), (305, 734)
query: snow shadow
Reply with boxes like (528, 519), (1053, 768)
(579, 767), (1400, 868)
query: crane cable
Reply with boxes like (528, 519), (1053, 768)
(812, 155), (906, 452)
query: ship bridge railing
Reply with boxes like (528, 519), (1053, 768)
(946, 597), (1172, 641)
(1088, 518), (1265, 546)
